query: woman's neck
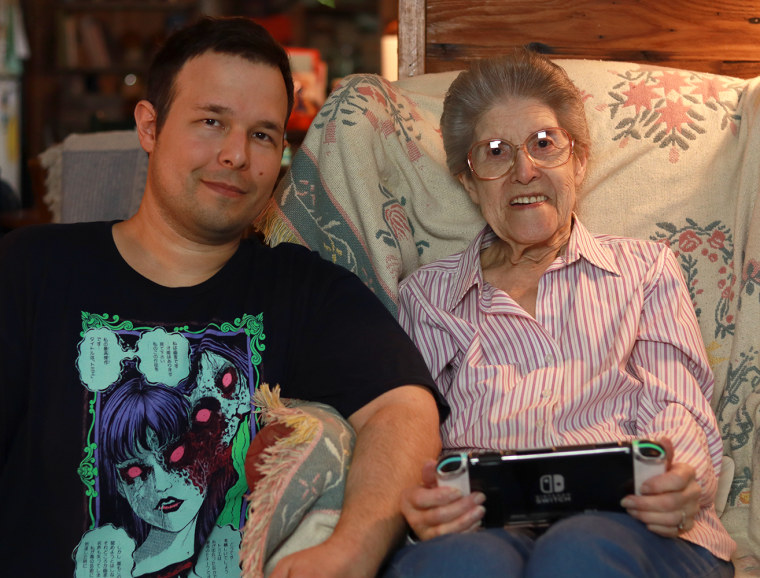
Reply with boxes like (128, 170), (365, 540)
(482, 225), (570, 270)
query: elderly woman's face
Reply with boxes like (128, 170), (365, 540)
(459, 97), (587, 250)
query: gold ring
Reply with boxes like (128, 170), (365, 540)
(677, 510), (686, 531)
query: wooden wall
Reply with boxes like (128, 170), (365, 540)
(399, 0), (760, 79)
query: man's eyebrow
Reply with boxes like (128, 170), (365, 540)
(256, 119), (285, 133)
(195, 103), (232, 115)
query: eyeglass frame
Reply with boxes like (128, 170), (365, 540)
(465, 127), (576, 181)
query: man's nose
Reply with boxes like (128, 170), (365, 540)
(218, 130), (249, 169)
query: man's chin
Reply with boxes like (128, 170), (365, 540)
(190, 218), (251, 245)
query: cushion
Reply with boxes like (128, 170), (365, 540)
(40, 130), (146, 223)
(240, 384), (355, 577)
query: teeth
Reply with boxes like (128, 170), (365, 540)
(511, 195), (547, 205)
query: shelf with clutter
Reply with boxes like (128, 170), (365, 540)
(51, 1), (198, 139)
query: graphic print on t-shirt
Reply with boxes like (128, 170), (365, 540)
(71, 312), (265, 578)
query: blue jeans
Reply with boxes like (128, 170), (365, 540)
(381, 512), (734, 578)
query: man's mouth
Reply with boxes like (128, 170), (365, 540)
(156, 498), (184, 513)
(202, 179), (246, 197)
(510, 195), (548, 206)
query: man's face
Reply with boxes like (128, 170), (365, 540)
(140, 51), (289, 243)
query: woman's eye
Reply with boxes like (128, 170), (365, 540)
(534, 139), (556, 152)
(488, 143), (510, 157)
(120, 464), (151, 484)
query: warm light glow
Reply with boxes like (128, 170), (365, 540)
(381, 33), (398, 81)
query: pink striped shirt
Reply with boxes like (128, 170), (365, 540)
(398, 219), (735, 560)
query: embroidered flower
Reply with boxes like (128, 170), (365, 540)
(742, 259), (760, 285)
(383, 202), (411, 241)
(708, 230), (726, 249)
(678, 230), (702, 252)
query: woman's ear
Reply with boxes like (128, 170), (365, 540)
(134, 100), (158, 154)
(573, 147), (588, 187)
(458, 171), (481, 207)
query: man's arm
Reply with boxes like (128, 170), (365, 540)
(270, 384), (441, 578)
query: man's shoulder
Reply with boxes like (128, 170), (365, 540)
(0, 221), (112, 259)
(244, 239), (356, 280)
(2, 221), (111, 245)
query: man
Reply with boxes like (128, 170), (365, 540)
(0, 17), (441, 577)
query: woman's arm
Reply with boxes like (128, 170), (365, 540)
(623, 247), (723, 536)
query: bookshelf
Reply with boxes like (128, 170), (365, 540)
(22, 0), (199, 164)
(53, 1), (200, 139)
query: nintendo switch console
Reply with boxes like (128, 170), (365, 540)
(436, 440), (666, 527)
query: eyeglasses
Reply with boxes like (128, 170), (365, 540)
(466, 127), (574, 180)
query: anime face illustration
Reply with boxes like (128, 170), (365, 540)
(85, 334), (252, 578)
(114, 428), (206, 533)
(185, 345), (251, 446)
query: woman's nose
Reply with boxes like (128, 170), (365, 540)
(152, 462), (174, 493)
(510, 146), (540, 183)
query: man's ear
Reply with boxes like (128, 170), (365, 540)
(134, 100), (158, 154)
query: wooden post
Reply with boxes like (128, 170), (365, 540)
(398, 0), (426, 78)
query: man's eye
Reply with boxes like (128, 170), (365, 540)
(203, 119), (222, 128)
(252, 131), (273, 142)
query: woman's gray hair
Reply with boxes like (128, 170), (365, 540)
(440, 48), (592, 176)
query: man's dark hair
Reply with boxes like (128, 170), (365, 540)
(146, 16), (295, 134)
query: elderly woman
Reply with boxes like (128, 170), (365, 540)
(381, 50), (735, 577)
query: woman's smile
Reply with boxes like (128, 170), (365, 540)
(156, 497), (184, 514)
(510, 194), (548, 207)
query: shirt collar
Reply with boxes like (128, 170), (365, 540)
(448, 226), (490, 311)
(564, 216), (621, 276)
(446, 215), (621, 311)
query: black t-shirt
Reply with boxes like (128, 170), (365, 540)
(0, 222), (439, 577)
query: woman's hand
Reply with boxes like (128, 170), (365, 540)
(620, 439), (701, 537)
(400, 459), (486, 541)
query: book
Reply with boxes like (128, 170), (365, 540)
(78, 15), (111, 68)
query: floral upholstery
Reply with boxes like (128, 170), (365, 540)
(268, 61), (760, 566)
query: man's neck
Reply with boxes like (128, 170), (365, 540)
(112, 211), (242, 288)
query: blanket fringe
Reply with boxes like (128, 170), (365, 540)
(261, 209), (299, 246)
(240, 384), (322, 577)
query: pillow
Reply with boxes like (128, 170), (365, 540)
(240, 384), (355, 577)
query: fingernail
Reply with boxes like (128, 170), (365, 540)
(472, 506), (486, 521)
(620, 498), (633, 508)
(445, 487), (462, 499)
(473, 492), (486, 505)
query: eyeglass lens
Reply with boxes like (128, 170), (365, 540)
(469, 128), (572, 179)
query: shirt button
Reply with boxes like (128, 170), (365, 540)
(536, 419), (545, 427)
(541, 389), (551, 398)
(544, 354), (554, 365)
